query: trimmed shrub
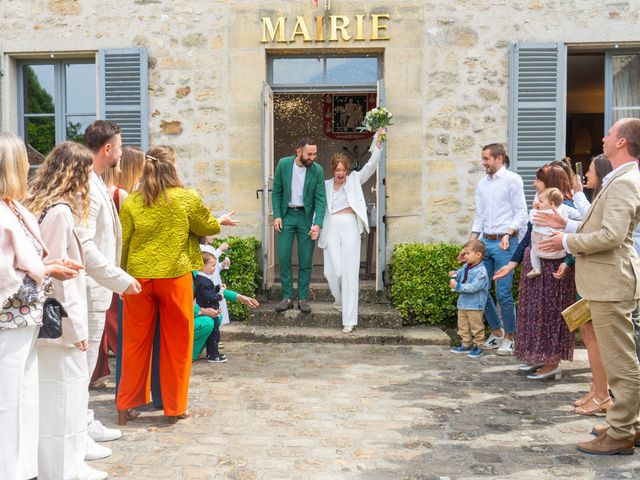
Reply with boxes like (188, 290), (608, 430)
(213, 236), (261, 321)
(389, 242), (522, 327)
(390, 243), (462, 326)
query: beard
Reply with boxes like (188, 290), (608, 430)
(300, 157), (313, 168)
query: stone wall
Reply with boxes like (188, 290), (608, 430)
(1, 0), (640, 252)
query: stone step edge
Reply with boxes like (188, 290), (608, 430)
(221, 324), (450, 346)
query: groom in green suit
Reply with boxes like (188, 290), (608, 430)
(272, 138), (326, 313)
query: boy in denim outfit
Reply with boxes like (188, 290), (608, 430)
(449, 240), (490, 359)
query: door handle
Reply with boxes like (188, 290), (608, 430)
(256, 189), (264, 199)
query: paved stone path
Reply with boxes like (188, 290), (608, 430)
(90, 343), (640, 479)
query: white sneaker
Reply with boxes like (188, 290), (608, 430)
(342, 325), (354, 334)
(85, 437), (112, 461)
(483, 333), (504, 350)
(333, 304), (343, 312)
(81, 464), (109, 480)
(88, 419), (121, 442)
(496, 338), (514, 356)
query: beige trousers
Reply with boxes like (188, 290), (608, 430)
(457, 309), (485, 347)
(590, 299), (640, 440)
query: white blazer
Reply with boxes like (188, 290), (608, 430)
(317, 142), (382, 249)
(39, 205), (88, 347)
(75, 172), (132, 311)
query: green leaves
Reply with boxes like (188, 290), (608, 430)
(390, 243), (462, 326)
(213, 236), (261, 321)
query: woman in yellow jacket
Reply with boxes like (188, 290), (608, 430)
(116, 145), (236, 424)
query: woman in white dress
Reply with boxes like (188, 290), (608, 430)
(318, 129), (385, 333)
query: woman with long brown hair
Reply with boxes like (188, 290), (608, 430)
(25, 141), (109, 480)
(494, 163), (580, 380)
(116, 145), (237, 424)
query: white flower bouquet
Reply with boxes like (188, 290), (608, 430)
(358, 107), (392, 150)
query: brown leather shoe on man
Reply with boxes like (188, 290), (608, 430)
(577, 432), (635, 455)
(275, 298), (293, 312)
(298, 300), (311, 313)
(591, 425), (640, 447)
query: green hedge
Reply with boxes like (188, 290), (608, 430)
(212, 236), (261, 321)
(390, 242), (521, 327)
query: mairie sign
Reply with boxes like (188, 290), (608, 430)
(260, 14), (390, 43)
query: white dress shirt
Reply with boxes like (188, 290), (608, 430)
(288, 161), (306, 207)
(471, 166), (528, 237)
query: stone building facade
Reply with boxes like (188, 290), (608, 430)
(1, 0), (639, 287)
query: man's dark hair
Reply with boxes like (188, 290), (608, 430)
(482, 143), (509, 168)
(297, 138), (316, 150)
(617, 118), (640, 159)
(83, 120), (122, 153)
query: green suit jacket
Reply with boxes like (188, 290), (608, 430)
(272, 155), (326, 227)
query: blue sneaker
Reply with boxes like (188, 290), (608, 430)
(450, 344), (473, 354)
(468, 346), (484, 359)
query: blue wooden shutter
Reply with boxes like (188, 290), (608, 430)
(98, 48), (148, 150)
(508, 42), (566, 204)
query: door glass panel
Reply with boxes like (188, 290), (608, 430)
(23, 64), (55, 114)
(611, 54), (640, 121)
(66, 115), (95, 142)
(65, 63), (97, 115)
(326, 57), (378, 84)
(25, 116), (55, 159)
(272, 57), (323, 84)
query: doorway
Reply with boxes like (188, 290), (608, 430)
(272, 93), (378, 282)
(259, 52), (386, 290)
(566, 53), (605, 175)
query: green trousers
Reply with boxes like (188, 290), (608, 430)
(278, 209), (314, 300)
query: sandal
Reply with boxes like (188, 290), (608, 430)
(574, 396), (612, 416)
(573, 391), (594, 408)
(166, 410), (192, 424)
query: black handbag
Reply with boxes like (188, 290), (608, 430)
(38, 297), (67, 339)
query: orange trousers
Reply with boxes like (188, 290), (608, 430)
(116, 273), (194, 416)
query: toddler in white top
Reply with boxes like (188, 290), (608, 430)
(528, 187), (573, 279)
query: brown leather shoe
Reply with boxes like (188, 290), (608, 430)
(591, 425), (640, 447)
(577, 432), (635, 455)
(298, 300), (311, 313)
(275, 298), (293, 312)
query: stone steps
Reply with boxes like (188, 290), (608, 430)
(248, 301), (402, 329)
(259, 282), (389, 304)
(221, 323), (450, 346)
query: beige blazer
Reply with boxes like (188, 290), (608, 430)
(566, 162), (640, 302)
(39, 204), (88, 347)
(75, 172), (132, 311)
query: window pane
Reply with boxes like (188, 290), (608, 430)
(612, 55), (640, 109)
(612, 108), (640, 123)
(65, 63), (96, 115)
(326, 57), (378, 84)
(66, 115), (95, 142)
(272, 57), (323, 85)
(24, 116), (55, 159)
(23, 64), (55, 114)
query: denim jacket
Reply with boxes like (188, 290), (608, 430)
(453, 261), (490, 310)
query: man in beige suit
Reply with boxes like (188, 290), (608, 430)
(541, 118), (640, 455)
(76, 121), (141, 460)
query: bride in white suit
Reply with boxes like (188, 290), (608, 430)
(318, 128), (385, 333)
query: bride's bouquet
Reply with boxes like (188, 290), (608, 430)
(358, 107), (392, 150)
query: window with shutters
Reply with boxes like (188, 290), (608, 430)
(17, 59), (96, 168)
(508, 42), (566, 206)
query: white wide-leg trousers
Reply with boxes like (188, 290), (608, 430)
(323, 213), (361, 327)
(38, 344), (89, 480)
(86, 310), (106, 380)
(0, 326), (39, 480)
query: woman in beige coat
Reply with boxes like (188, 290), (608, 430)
(26, 141), (108, 480)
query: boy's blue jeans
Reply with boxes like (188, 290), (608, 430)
(481, 237), (518, 335)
